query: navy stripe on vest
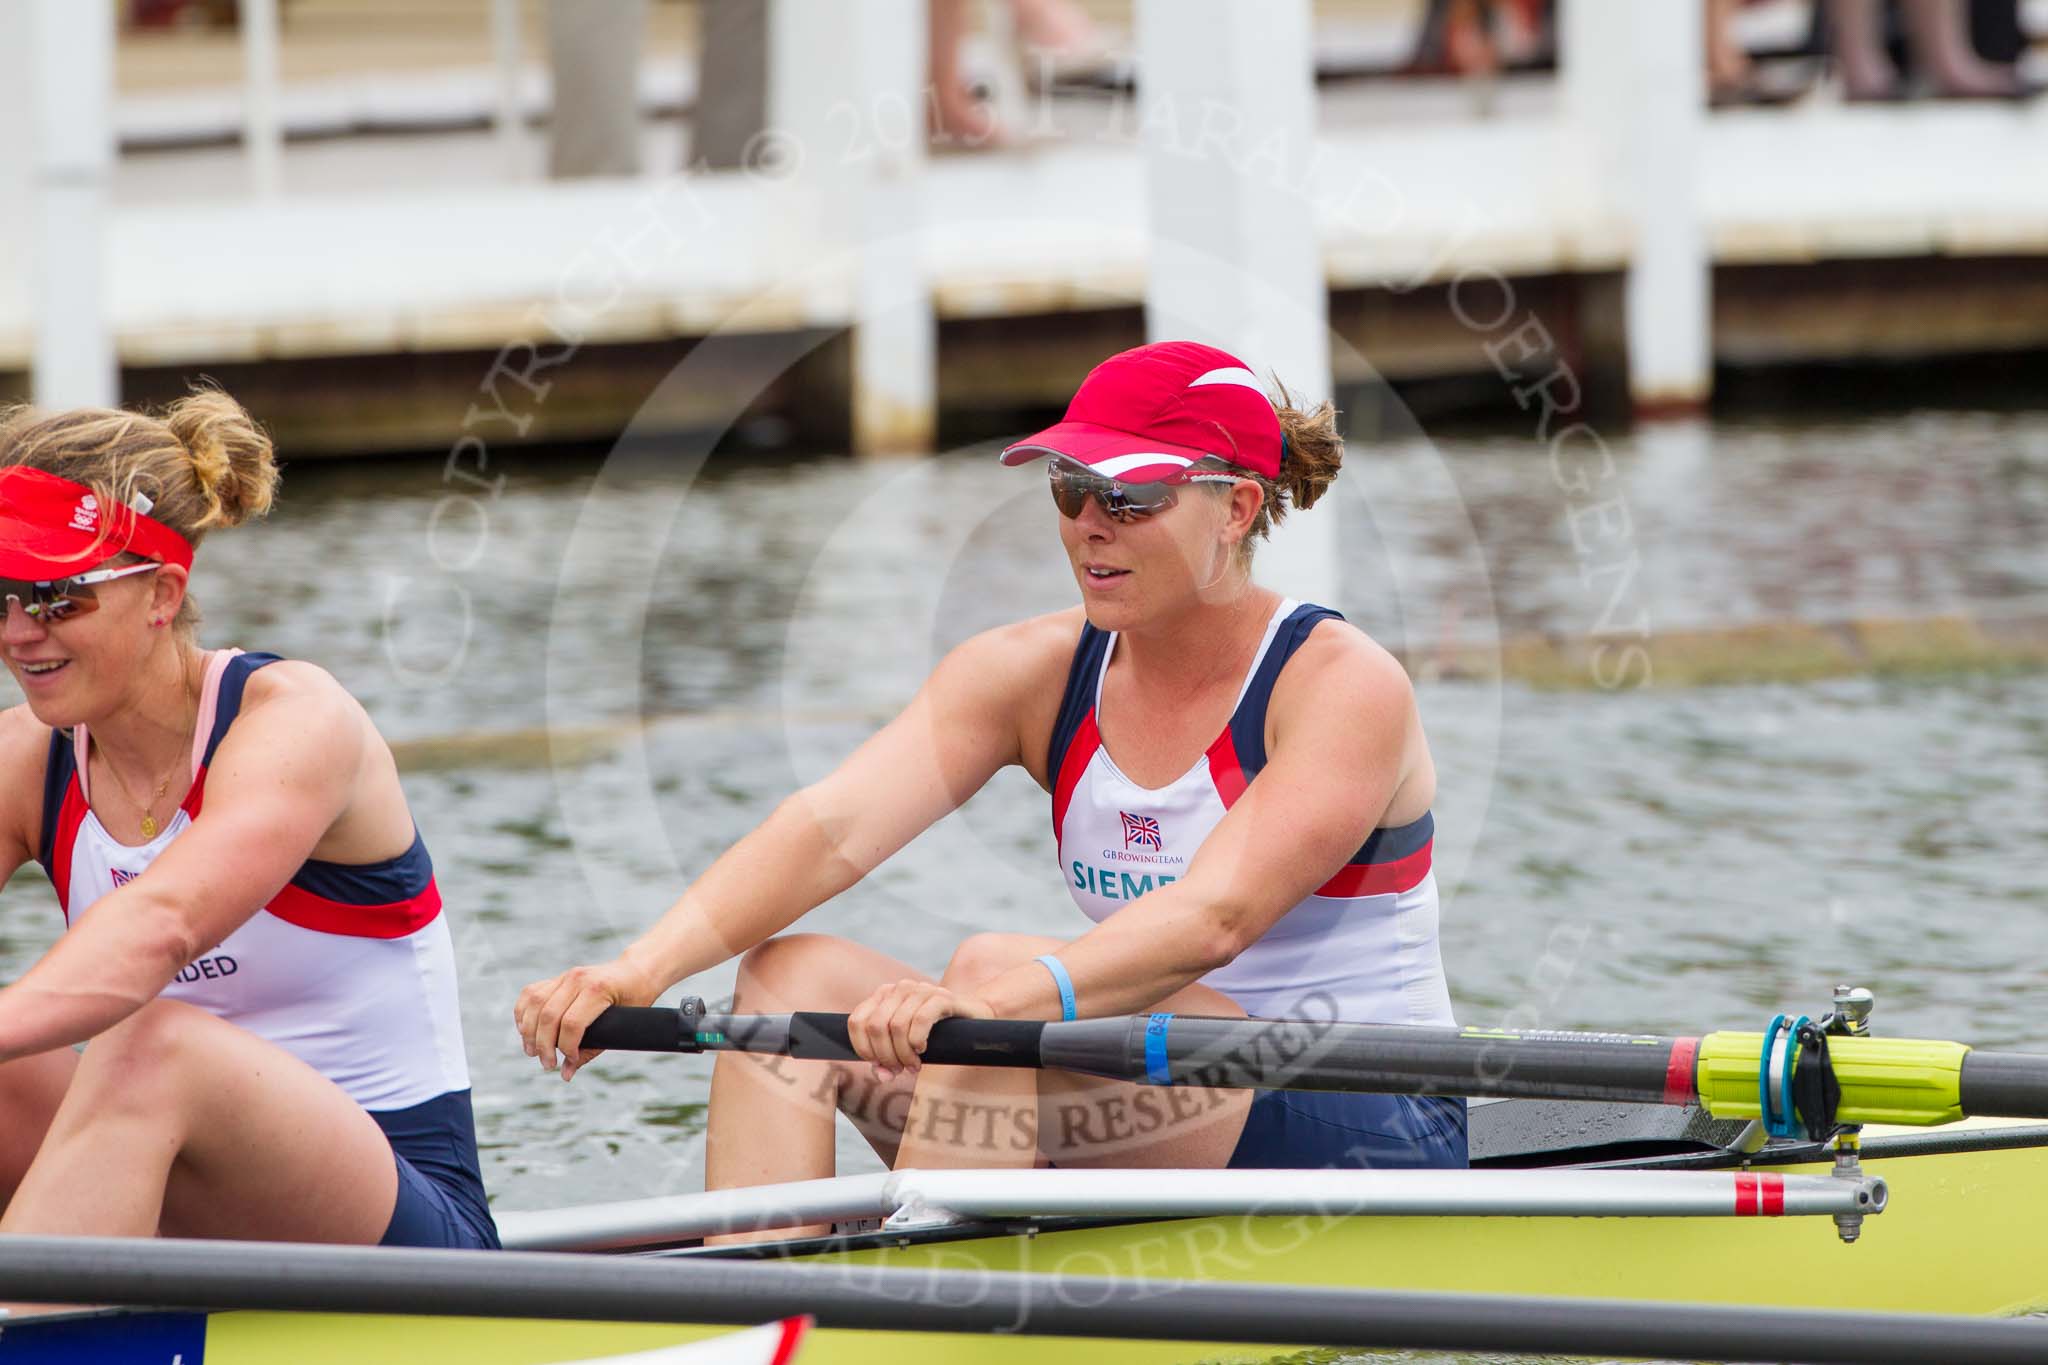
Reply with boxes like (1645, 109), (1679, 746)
(37, 727), (75, 877)
(1225, 603), (1432, 869)
(1046, 621), (1112, 785)
(1224, 603), (1344, 775)
(202, 652), (283, 768)
(1356, 808), (1433, 862)
(293, 828), (435, 903)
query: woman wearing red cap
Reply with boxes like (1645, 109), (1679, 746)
(520, 341), (1462, 1226)
(0, 394), (496, 1249)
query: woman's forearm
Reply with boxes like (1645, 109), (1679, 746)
(977, 883), (1236, 1021)
(0, 892), (191, 1060)
(620, 789), (882, 994)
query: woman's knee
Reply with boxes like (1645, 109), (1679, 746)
(733, 932), (848, 1008)
(68, 1000), (213, 1111)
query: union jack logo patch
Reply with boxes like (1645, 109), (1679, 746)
(1120, 811), (1163, 850)
(110, 868), (137, 888)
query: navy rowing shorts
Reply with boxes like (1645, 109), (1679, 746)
(1227, 1091), (1468, 1169)
(373, 1092), (501, 1250)
(382, 1148), (500, 1249)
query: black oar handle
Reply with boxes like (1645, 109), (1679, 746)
(784, 1011), (1045, 1067)
(581, 1003), (1046, 1069)
(582, 1005), (697, 1053)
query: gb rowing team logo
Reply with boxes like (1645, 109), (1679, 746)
(69, 493), (99, 532)
(110, 867), (136, 887)
(1120, 811), (1163, 851)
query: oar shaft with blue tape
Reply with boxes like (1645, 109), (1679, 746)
(581, 1002), (2048, 1122)
(584, 1004), (1687, 1102)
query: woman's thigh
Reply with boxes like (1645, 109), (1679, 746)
(919, 932), (1257, 1169)
(0, 1049), (78, 1207)
(98, 1003), (401, 1243)
(1034, 980), (1255, 1169)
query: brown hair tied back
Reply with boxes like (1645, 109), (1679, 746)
(0, 384), (280, 634)
(1217, 378), (1344, 564)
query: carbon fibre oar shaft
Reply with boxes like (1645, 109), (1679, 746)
(4, 1235), (2047, 1364)
(581, 1003), (2048, 1125)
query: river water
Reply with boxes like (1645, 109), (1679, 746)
(2, 408), (2044, 1221)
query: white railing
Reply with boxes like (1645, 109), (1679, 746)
(33, 1), (1999, 444)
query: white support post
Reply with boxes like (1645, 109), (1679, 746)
(1136, 0), (1334, 604)
(491, 0), (528, 179)
(1562, 0), (1709, 411)
(0, 2), (32, 380)
(770, 0), (933, 456)
(240, 0), (284, 197)
(29, 0), (117, 409)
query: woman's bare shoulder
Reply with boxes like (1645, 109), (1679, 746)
(942, 607), (1089, 697)
(1273, 615), (1415, 725)
(0, 704), (56, 867)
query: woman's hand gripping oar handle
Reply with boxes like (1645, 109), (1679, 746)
(581, 1000), (1048, 1069)
(578, 1003), (705, 1053)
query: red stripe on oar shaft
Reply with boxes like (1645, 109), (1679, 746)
(1734, 1173), (1786, 1216)
(1663, 1036), (1700, 1106)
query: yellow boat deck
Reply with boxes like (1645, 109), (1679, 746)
(186, 1126), (2048, 1365)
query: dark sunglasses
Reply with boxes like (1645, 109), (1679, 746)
(1, 562), (160, 623)
(1047, 458), (1241, 524)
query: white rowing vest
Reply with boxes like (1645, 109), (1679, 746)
(1047, 599), (1456, 1025)
(36, 649), (472, 1113)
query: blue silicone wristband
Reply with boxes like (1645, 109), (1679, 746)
(1035, 954), (1078, 1022)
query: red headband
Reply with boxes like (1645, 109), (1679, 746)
(0, 466), (195, 579)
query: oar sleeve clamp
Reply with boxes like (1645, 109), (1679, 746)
(1792, 1020), (1844, 1143)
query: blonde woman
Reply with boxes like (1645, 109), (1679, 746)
(0, 393), (495, 1248)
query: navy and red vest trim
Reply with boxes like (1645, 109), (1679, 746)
(35, 652), (442, 936)
(1046, 604), (1433, 898)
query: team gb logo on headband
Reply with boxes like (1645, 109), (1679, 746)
(69, 494), (99, 533)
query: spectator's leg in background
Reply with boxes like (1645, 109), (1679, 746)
(1824, 0), (1902, 99)
(1706, 0), (1754, 101)
(1898, 0), (2022, 94)
(930, 0), (1001, 145)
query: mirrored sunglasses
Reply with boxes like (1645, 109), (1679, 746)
(1047, 457), (1241, 524)
(1, 562), (161, 623)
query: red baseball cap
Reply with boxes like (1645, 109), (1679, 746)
(1000, 340), (1283, 483)
(0, 466), (194, 579)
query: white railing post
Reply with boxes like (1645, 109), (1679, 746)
(770, 0), (933, 456)
(1136, 0), (1335, 604)
(0, 1), (31, 374)
(29, 0), (117, 409)
(1562, 0), (1709, 411)
(491, 0), (528, 179)
(240, 0), (284, 197)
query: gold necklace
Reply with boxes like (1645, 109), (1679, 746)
(98, 655), (199, 839)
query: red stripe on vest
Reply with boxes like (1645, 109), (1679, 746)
(1206, 729), (1248, 808)
(1315, 839), (1433, 898)
(51, 777), (89, 924)
(1051, 710), (1102, 837)
(265, 878), (443, 940)
(179, 764), (208, 816)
